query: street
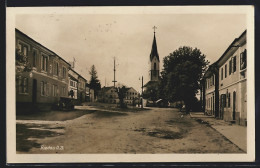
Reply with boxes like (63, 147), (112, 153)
(16, 107), (243, 154)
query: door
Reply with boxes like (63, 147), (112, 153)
(220, 95), (224, 119)
(213, 95), (215, 116)
(233, 91), (236, 120)
(32, 79), (37, 104)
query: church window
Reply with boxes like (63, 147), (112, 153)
(154, 63), (156, 70)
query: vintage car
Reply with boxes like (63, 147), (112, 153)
(53, 97), (75, 111)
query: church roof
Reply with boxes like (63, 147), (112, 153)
(150, 33), (160, 62)
(143, 80), (158, 88)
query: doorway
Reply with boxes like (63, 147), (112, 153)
(233, 91), (236, 120)
(32, 79), (37, 104)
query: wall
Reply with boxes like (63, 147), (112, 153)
(218, 42), (247, 125)
(16, 30), (70, 112)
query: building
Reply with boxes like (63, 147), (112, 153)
(98, 86), (139, 105)
(217, 30), (247, 125)
(125, 87), (139, 105)
(78, 75), (87, 103)
(144, 29), (160, 91)
(202, 63), (219, 117)
(85, 84), (95, 102)
(202, 30), (247, 126)
(99, 86), (119, 104)
(16, 29), (70, 113)
(149, 30), (160, 82)
(68, 67), (79, 99)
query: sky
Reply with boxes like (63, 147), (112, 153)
(16, 13), (246, 92)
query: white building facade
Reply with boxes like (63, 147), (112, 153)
(68, 68), (78, 99)
(217, 30), (247, 125)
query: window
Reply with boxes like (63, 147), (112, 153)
(229, 60), (232, 75)
(70, 81), (73, 86)
(221, 68), (223, 80)
(240, 49), (247, 70)
(41, 81), (47, 96)
(18, 42), (29, 56)
(33, 50), (37, 67)
(210, 97), (212, 109)
(225, 64), (227, 78)
(18, 77), (22, 93)
(18, 77), (28, 94)
(41, 54), (48, 71)
(233, 56), (237, 72)
(228, 93), (231, 107)
(62, 67), (66, 78)
(46, 83), (50, 96)
(154, 63), (156, 70)
(221, 94), (227, 107)
(53, 85), (58, 97)
(53, 61), (59, 76)
(213, 75), (215, 85)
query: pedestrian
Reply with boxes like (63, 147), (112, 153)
(69, 89), (74, 98)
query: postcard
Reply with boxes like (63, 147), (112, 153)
(6, 6), (255, 163)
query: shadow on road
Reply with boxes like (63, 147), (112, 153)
(16, 124), (64, 152)
(93, 111), (128, 118)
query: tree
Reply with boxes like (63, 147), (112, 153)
(89, 65), (101, 100)
(143, 81), (159, 105)
(161, 46), (209, 113)
(16, 48), (32, 73)
(117, 86), (127, 108)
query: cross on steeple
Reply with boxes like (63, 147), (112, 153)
(153, 26), (157, 34)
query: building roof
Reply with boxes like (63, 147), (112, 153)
(150, 33), (160, 62)
(202, 30), (246, 80)
(15, 28), (71, 66)
(78, 74), (87, 82)
(101, 86), (116, 92)
(68, 73), (78, 82)
(69, 67), (80, 76)
(216, 30), (246, 66)
(143, 80), (158, 88)
(203, 62), (218, 79)
(125, 87), (137, 92)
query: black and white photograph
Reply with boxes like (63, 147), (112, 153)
(6, 6), (255, 163)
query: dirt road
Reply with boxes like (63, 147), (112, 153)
(17, 107), (243, 153)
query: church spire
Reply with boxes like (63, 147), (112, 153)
(150, 26), (159, 62)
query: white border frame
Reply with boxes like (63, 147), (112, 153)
(6, 6), (255, 163)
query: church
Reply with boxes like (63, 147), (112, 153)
(143, 27), (160, 90)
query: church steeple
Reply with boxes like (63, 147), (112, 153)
(150, 27), (160, 62)
(149, 26), (160, 81)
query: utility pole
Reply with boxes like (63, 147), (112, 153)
(112, 57), (117, 87)
(141, 76), (143, 96)
(141, 76), (143, 108)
